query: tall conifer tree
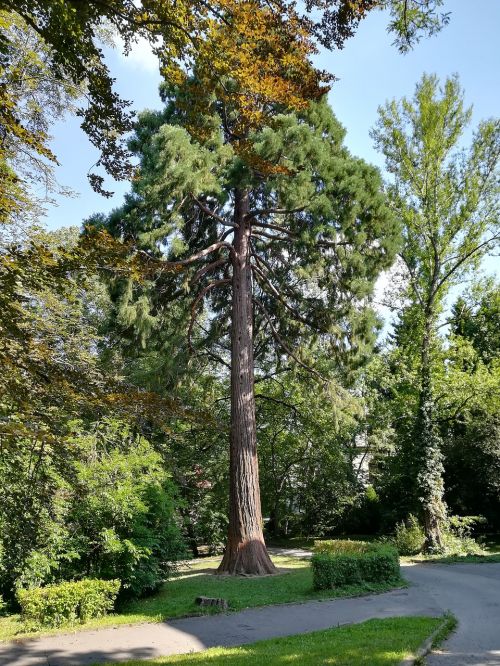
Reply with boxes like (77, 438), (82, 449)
(94, 82), (398, 574)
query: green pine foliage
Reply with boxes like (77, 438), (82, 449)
(92, 87), (399, 378)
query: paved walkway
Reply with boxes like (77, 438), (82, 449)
(1, 562), (499, 666)
(0, 585), (440, 666)
(405, 562), (500, 665)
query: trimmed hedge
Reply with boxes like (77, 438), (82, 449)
(313, 539), (369, 555)
(17, 579), (120, 628)
(312, 542), (399, 590)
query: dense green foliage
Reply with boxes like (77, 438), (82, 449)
(371, 74), (500, 550)
(0, 417), (186, 602)
(17, 579), (120, 629)
(391, 516), (426, 555)
(311, 542), (400, 590)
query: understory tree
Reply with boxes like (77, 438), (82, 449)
(92, 80), (398, 575)
(372, 74), (500, 550)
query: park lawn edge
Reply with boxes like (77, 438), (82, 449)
(96, 616), (444, 666)
(0, 569), (407, 644)
(398, 613), (457, 665)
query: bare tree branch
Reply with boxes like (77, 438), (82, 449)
(141, 241), (236, 271)
(246, 206), (306, 220)
(251, 229), (294, 243)
(191, 258), (227, 285)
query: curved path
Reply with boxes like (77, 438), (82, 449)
(0, 562), (499, 665)
(404, 562), (500, 665)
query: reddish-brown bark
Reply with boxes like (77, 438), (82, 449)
(217, 189), (277, 575)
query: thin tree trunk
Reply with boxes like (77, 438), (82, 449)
(416, 308), (446, 552)
(217, 189), (277, 575)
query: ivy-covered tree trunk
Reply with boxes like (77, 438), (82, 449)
(416, 308), (446, 552)
(218, 190), (277, 575)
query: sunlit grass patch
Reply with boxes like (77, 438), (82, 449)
(0, 555), (404, 643)
(100, 616), (442, 666)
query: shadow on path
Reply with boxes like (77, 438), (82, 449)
(0, 584), (441, 666)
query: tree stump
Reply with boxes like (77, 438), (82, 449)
(195, 596), (228, 610)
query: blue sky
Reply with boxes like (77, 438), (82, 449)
(46, 0), (500, 282)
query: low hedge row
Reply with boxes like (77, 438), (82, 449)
(313, 539), (370, 555)
(311, 542), (400, 590)
(17, 579), (121, 628)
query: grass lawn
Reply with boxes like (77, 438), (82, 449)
(99, 616), (443, 666)
(0, 555), (405, 643)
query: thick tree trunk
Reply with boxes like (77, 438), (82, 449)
(217, 190), (277, 575)
(416, 309), (446, 553)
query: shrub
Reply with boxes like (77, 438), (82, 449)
(392, 514), (425, 555)
(17, 579), (120, 629)
(390, 514), (485, 557)
(442, 516), (485, 556)
(0, 420), (187, 602)
(312, 542), (399, 590)
(313, 540), (369, 555)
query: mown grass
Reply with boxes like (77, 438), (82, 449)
(99, 616), (442, 666)
(0, 555), (405, 643)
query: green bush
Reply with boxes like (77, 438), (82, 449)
(17, 579), (120, 629)
(390, 514), (485, 557)
(311, 542), (400, 590)
(441, 516), (485, 556)
(313, 540), (369, 555)
(392, 514), (425, 555)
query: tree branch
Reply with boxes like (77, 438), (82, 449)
(192, 196), (236, 227)
(141, 241), (236, 271)
(251, 229), (294, 243)
(435, 233), (500, 295)
(191, 258), (227, 285)
(251, 263), (317, 329)
(187, 279), (231, 352)
(246, 206), (306, 220)
(251, 221), (296, 236)
(253, 298), (325, 383)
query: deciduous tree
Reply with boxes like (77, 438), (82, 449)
(372, 74), (500, 550)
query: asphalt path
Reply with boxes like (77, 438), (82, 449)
(404, 562), (500, 665)
(0, 562), (499, 666)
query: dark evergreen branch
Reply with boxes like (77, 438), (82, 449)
(246, 206), (306, 220)
(255, 393), (304, 418)
(253, 297), (325, 383)
(251, 229), (294, 243)
(251, 221), (297, 236)
(187, 278), (231, 353)
(191, 196), (236, 227)
(251, 263), (316, 329)
(191, 258), (228, 285)
(140, 241), (237, 270)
